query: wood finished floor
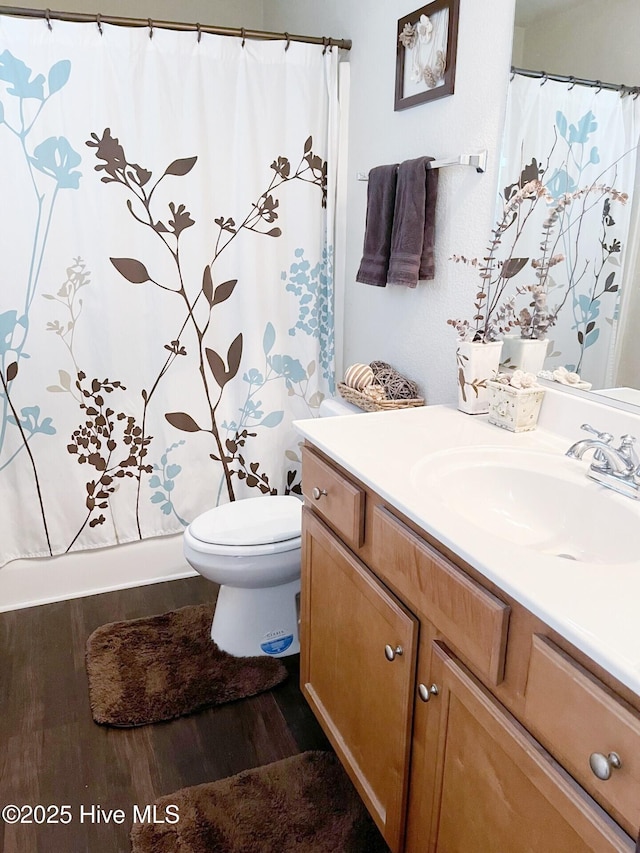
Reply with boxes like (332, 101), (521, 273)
(0, 576), (330, 853)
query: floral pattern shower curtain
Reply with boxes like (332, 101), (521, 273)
(495, 74), (639, 385)
(0, 16), (340, 566)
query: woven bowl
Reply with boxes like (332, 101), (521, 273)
(337, 383), (425, 412)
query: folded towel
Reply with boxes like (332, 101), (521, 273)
(355, 164), (399, 287)
(387, 157), (439, 287)
(420, 164), (439, 281)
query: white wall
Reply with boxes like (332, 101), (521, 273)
(265, 0), (516, 406)
(512, 25), (525, 67)
(0, 0), (518, 608)
(520, 0), (640, 83)
(8, 0), (265, 28)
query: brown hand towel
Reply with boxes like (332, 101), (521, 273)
(387, 157), (439, 287)
(355, 164), (399, 287)
(420, 164), (439, 280)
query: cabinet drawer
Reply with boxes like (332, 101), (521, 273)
(302, 446), (365, 549)
(371, 506), (509, 685)
(525, 635), (640, 836)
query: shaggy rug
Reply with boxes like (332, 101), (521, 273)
(130, 750), (389, 853)
(85, 603), (288, 727)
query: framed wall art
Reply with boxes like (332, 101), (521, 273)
(395, 0), (460, 110)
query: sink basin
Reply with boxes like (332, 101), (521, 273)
(411, 447), (640, 564)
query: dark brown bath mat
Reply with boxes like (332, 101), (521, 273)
(85, 603), (287, 726)
(130, 750), (390, 853)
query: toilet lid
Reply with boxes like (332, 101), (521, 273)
(189, 495), (302, 546)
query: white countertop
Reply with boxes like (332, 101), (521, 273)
(294, 400), (640, 696)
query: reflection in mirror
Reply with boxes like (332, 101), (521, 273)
(506, 0), (640, 410)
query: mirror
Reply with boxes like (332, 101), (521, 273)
(511, 0), (640, 410)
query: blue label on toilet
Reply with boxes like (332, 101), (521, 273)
(260, 634), (294, 655)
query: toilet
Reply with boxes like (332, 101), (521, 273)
(183, 396), (362, 657)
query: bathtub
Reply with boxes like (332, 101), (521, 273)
(0, 534), (196, 612)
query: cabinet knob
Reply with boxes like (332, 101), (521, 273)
(384, 644), (403, 661)
(589, 751), (622, 781)
(311, 486), (327, 500)
(418, 683), (439, 702)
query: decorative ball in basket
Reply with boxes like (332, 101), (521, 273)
(338, 361), (424, 412)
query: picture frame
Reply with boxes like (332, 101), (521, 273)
(395, 0), (459, 111)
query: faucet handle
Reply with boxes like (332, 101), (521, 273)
(580, 424), (613, 443)
(617, 435), (639, 466)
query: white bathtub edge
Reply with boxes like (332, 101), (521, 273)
(0, 534), (197, 612)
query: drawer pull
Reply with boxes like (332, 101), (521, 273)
(384, 644), (403, 661)
(418, 683), (439, 702)
(311, 486), (327, 500)
(589, 751), (622, 781)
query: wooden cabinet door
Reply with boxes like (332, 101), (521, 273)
(418, 643), (634, 853)
(300, 507), (418, 852)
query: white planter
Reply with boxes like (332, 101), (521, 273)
(486, 381), (545, 432)
(500, 335), (549, 376)
(456, 340), (503, 415)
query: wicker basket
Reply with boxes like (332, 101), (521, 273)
(338, 382), (425, 412)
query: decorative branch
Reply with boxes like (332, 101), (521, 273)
(88, 128), (328, 512)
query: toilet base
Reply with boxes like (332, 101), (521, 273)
(211, 578), (301, 658)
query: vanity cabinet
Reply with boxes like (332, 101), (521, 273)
(409, 642), (632, 852)
(300, 507), (417, 852)
(300, 443), (638, 853)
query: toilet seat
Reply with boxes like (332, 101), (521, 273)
(186, 495), (302, 557)
(184, 529), (301, 558)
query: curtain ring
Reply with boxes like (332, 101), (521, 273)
(241, 27), (246, 47)
(540, 72), (548, 86)
(196, 23), (202, 43)
(595, 80), (602, 94)
(567, 76), (576, 90)
(634, 88), (640, 100)
(284, 31), (291, 52)
(96, 13), (103, 35)
(148, 18), (153, 39)
(322, 36), (329, 54)
(510, 68), (515, 81)
(44, 8), (52, 30)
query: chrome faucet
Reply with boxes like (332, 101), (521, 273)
(566, 424), (640, 499)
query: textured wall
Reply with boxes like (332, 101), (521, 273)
(0, 0), (518, 606)
(520, 0), (639, 83)
(7, 0), (518, 405)
(4, 1), (265, 27)
(265, 0), (516, 405)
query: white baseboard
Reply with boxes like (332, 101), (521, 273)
(0, 534), (198, 612)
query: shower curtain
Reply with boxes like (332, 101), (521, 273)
(0, 15), (342, 566)
(495, 74), (640, 385)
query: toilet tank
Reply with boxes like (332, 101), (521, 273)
(318, 397), (363, 417)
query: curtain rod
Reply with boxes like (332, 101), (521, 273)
(0, 5), (352, 50)
(511, 66), (640, 97)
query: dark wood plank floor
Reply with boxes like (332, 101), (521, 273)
(0, 576), (330, 853)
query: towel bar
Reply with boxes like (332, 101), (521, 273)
(356, 150), (487, 180)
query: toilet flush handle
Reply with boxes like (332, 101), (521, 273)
(312, 487), (327, 500)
